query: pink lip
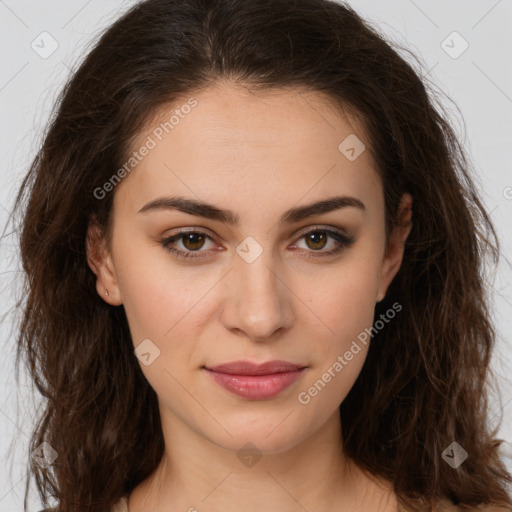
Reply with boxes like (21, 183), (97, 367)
(204, 360), (307, 400)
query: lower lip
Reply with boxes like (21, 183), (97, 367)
(204, 369), (306, 400)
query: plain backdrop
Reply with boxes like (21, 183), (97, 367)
(0, 1), (511, 510)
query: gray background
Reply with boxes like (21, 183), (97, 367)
(0, 1), (511, 510)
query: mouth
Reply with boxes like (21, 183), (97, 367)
(202, 360), (307, 400)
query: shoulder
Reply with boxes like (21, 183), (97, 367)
(111, 495), (129, 512)
(398, 498), (512, 511)
(38, 496), (129, 512)
(431, 498), (511, 511)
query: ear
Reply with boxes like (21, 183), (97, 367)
(376, 193), (413, 302)
(85, 220), (123, 305)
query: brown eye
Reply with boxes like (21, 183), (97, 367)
(161, 227), (355, 262)
(304, 231), (329, 251)
(293, 228), (355, 258)
(161, 230), (217, 260)
(181, 232), (207, 251)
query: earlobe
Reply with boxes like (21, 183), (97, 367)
(377, 193), (413, 302)
(85, 221), (122, 305)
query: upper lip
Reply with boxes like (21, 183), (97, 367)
(204, 360), (306, 375)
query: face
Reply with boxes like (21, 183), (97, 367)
(87, 83), (412, 454)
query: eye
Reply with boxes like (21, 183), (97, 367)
(290, 227), (355, 258)
(160, 226), (355, 261)
(161, 230), (217, 261)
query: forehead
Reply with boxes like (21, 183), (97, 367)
(115, 83), (383, 220)
(144, 83), (369, 151)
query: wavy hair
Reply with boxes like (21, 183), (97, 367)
(11, 0), (512, 510)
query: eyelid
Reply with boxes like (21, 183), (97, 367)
(163, 226), (219, 244)
(293, 224), (350, 239)
(165, 224), (350, 241)
(160, 224), (355, 261)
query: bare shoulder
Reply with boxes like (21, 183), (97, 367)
(452, 505), (511, 512)
(38, 496), (130, 512)
(396, 496), (512, 512)
(111, 495), (129, 512)
(428, 498), (511, 512)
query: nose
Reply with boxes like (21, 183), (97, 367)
(218, 249), (295, 342)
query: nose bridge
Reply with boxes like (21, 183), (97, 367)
(221, 240), (294, 340)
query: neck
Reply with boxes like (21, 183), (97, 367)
(128, 407), (396, 512)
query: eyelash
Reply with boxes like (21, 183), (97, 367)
(160, 227), (355, 261)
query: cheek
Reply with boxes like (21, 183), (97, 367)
(113, 237), (209, 342)
(293, 252), (380, 406)
(115, 256), (211, 407)
(113, 243), (224, 400)
(295, 274), (376, 412)
(302, 256), (381, 348)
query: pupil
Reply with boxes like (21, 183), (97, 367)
(184, 233), (204, 250)
(308, 232), (326, 250)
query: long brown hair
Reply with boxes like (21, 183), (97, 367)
(11, 0), (512, 510)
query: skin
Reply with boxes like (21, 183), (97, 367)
(86, 82), (413, 512)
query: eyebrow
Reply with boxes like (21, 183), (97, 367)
(137, 195), (365, 225)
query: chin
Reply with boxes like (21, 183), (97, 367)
(217, 432), (306, 457)
(202, 414), (313, 456)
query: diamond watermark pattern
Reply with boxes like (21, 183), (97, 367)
(31, 32), (59, 59)
(441, 441), (468, 468)
(237, 442), (263, 468)
(134, 338), (161, 366)
(338, 134), (366, 161)
(236, 236), (263, 264)
(31, 442), (58, 469)
(441, 31), (469, 59)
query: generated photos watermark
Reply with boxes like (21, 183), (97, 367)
(93, 97), (198, 200)
(297, 301), (402, 405)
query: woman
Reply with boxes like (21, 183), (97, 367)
(12, 0), (512, 511)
